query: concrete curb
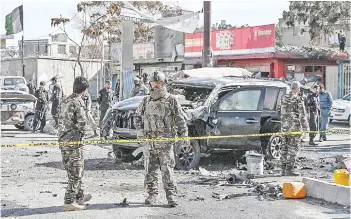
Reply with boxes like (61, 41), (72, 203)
(302, 177), (350, 206)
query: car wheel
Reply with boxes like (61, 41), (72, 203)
(175, 140), (201, 170)
(14, 123), (25, 129)
(266, 135), (282, 160)
(24, 115), (39, 131)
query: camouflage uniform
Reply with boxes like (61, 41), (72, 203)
(32, 86), (48, 132)
(58, 93), (87, 204)
(135, 76), (188, 206)
(280, 84), (309, 176)
(98, 87), (114, 125)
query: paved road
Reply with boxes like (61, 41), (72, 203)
(1, 123), (350, 219)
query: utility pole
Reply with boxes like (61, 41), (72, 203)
(202, 1), (212, 67)
(21, 35), (25, 77)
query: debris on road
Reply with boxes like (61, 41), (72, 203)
(39, 191), (52, 194)
(199, 166), (218, 177)
(189, 197), (205, 201)
(52, 194), (57, 197)
(212, 192), (247, 201)
(33, 151), (48, 157)
(116, 198), (130, 207)
(249, 183), (283, 201)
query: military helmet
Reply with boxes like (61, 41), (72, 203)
(39, 81), (45, 86)
(149, 71), (166, 83)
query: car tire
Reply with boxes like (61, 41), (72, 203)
(264, 135), (283, 160)
(175, 140), (201, 170)
(14, 123), (25, 129)
(24, 115), (39, 131)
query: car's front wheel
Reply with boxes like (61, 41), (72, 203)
(24, 115), (39, 131)
(175, 140), (201, 170)
(264, 135), (283, 160)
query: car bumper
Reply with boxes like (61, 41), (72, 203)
(330, 112), (349, 121)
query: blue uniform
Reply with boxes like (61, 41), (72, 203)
(319, 91), (333, 137)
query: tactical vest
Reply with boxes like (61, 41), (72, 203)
(143, 94), (175, 137)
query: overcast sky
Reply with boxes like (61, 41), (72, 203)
(1, 0), (290, 46)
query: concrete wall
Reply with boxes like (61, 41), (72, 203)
(1, 57), (109, 99)
(0, 58), (38, 81)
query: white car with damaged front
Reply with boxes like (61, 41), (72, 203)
(330, 93), (351, 126)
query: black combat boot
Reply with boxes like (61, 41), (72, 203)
(145, 194), (157, 205)
(309, 139), (318, 146)
(285, 165), (301, 176)
(281, 164), (287, 176)
(167, 195), (178, 208)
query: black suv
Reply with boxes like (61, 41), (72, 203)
(101, 77), (291, 170)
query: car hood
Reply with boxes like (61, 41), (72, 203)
(333, 100), (351, 109)
(112, 95), (193, 111)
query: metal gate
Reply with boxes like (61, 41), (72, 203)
(338, 61), (351, 98)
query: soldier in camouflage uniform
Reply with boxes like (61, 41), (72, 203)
(50, 77), (62, 127)
(32, 81), (48, 133)
(280, 81), (309, 176)
(98, 80), (114, 126)
(130, 77), (149, 97)
(58, 76), (91, 211)
(83, 92), (99, 137)
(135, 71), (188, 207)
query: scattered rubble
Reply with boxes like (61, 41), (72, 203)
(212, 192), (247, 201)
(115, 198), (129, 207)
(189, 197), (205, 201)
(39, 191), (52, 194)
(250, 183), (283, 201)
(277, 44), (348, 56)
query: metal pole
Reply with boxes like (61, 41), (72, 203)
(202, 1), (212, 68)
(99, 37), (104, 95)
(21, 35), (25, 77)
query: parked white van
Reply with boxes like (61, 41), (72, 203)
(0, 76), (29, 93)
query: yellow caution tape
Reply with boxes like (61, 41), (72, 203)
(1, 129), (350, 148)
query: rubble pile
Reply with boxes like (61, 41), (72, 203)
(249, 183), (283, 201)
(277, 44), (347, 55)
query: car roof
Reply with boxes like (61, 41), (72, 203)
(171, 77), (290, 89)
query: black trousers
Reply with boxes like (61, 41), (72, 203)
(309, 111), (318, 140)
(33, 109), (46, 131)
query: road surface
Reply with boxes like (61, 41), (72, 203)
(1, 123), (350, 219)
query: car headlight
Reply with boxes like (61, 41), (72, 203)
(10, 103), (17, 110)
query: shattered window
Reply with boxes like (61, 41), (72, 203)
(264, 88), (279, 110)
(218, 89), (261, 111)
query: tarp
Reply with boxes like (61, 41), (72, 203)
(122, 2), (200, 33)
(168, 67), (253, 81)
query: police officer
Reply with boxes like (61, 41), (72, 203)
(83, 92), (99, 137)
(280, 81), (309, 176)
(32, 81), (48, 133)
(27, 79), (36, 95)
(50, 77), (62, 127)
(307, 85), (320, 145)
(58, 76), (91, 211)
(130, 76), (149, 97)
(135, 71), (188, 207)
(319, 84), (333, 141)
(98, 80), (114, 125)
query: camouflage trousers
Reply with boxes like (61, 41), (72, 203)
(280, 135), (302, 166)
(145, 143), (177, 200)
(60, 146), (85, 204)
